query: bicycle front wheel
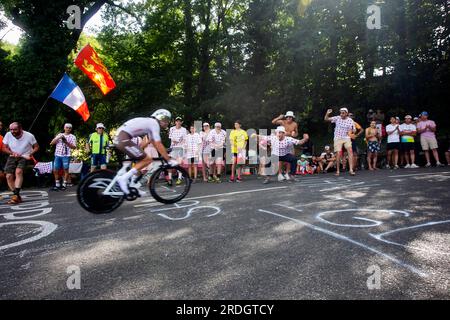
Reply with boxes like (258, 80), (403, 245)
(77, 170), (124, 214)
(149, 165), (191, 204)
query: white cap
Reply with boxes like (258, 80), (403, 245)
(64, 123), (72, 128)
(96, 123), (105, 129)
(214, 122), (222, 127)
(340, 108), (349, 113)
(276, 126), (286, 133)
(325, 145), (331, 150)
(405, 115), (412, 119)
(203, 123), (210, 127)
(285, 111), (295, 118)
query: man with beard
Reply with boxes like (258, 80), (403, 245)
(2, 122), (39, 204)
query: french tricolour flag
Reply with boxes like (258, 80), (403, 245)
(50, 73), (90, 121)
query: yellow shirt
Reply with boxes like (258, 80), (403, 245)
(230, 129), (248, 154)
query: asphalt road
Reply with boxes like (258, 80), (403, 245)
(1, 167), (449, 300)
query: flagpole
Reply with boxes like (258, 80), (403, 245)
(28, 95), (51, 132)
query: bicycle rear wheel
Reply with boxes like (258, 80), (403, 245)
(77, 170), (124, 214)
(149, 165), (191, 204)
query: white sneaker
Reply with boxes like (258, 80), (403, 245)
(394, 165), (399, 170)
(410, 164), (419, 169)
(278, 174), (286, 182)
(425, 163), (431, 168)
(386, 165), (391, 169)
(437, 162), (444, 167)
(285, 174), (291, 181)
(117, 176), (130, 194)
(404, 164), (411, 169)
(138, 190), (147, 197)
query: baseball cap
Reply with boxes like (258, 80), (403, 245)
(285, 111), (295, 118)
(325, 145), (331, 150)
(276, 126), (286, 133)
(300, 154), (306, 159)
(64, 123), (72, 128)
(203, 122), (210, 127)
(405, 115), (412, 119)
(214, 122), (222, 127)
(175, 116), (183, 121)
(340, 108), (349, 113)
(421, 111), (429, 117)
(96, 123), (105, 129)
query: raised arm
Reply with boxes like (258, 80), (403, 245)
(324, 109), (333, 122)
(272, 114), (284, 125)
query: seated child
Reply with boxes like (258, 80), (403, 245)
(296, 155), (309, 175)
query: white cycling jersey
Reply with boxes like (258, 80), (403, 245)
(117, 117), (161, 142)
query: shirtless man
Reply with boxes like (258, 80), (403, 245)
(272, 111), (299, 138)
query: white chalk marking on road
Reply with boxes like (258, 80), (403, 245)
(0, 221), (58, 251)
(370, 220), (450, 255)
(388, 172), (450, 178)
(158, 206), (221, 221)
(65, 193), (77, 197)
(135, 186), (289, 207)
(259, 209), (428, 277)
(278, 197), (357, 209)
(316, 209), (410, 228)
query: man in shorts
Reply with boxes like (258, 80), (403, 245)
(86, 123), (110, 172)
(399, 115), (419, 168)
(386, 116), (401, 169)
(208, 122), (227, 182)
(169, 116), (188, 185)
(324, 107), (356, 176)
(2, 122), (39, 204)
(229, 120), (248, 182)
(50, 123), (77, 191)
(416, 111), (444, 167)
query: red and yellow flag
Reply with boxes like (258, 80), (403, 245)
(74, 44), (116, 95)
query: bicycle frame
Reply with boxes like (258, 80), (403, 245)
(101, 158), (166, 197)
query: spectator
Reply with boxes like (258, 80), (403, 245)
(200, 123), (212, 182)
(252, 126), (308, 183)
(168, 116), (188, 185)
(185, 125), (202, 183)
(50, 123), (77, 191)
(416, 111), (444, 167)
(311, 156), (320, 174)
(208, 123), (227, 183)
(2, 122), (39, 204)
(386, 116), (401, 169)
(86, 123), (110, 172)
(300, 139), (314, 157)
(399, 115), (419, 168)
(272, 111), (299, 138)
(365, 120), (381, 171)
(319, 146), (336, 173)
(229, 120), (248, 183)
(324, 107), (356, 176)
(297, 154), (309, 175)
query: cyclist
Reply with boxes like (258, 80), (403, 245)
(114, 109), (178, 194)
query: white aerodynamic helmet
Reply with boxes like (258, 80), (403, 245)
(152, 109), (172, 123)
